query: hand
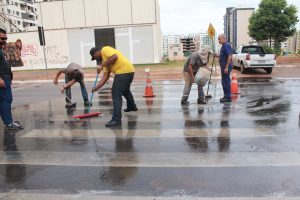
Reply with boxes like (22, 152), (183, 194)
(60, 86), (65, 94)
(53, 79), (58, 85)
(0, 79), (5, 88)
(224, 67), (229, 74)
(91, 87), (98, 93)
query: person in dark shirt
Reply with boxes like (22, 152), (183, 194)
(0, 28), (23, 130)
(53, 63), (90, 108)
(215, 34), (233, 103)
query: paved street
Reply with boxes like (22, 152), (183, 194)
(0, 77), (300, 199)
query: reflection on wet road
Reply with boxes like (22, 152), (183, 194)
(1, 78), (300, 199)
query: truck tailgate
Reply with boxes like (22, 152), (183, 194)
(250, 54), (275, 66)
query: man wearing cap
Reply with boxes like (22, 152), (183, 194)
(90, 46), (138, 127)
(181, 45), (211, 105)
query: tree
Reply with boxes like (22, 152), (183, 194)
(249, 0), (298, 54)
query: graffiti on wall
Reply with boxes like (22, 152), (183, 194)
(23, 45), (69, 66)
(4, 39), (24, 67)
(22, 44), (38, 56)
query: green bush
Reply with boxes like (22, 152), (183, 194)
(262, 45), (274, 54)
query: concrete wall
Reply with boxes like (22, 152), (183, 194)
(8, 29), (70, 70)
(7, 0), (162, 70)
(36, 0), (157, 30)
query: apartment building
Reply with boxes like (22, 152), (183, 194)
(286, 31), (300, 54)
(0, 0), (38, 32)
(224, 6), (254, 50)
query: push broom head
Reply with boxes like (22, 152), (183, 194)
(72, 112), (102, 119)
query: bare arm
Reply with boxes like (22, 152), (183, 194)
(92, 72), (110, 92)
(226, 55), (232, 68)
(223, 54), (232, 74)
(188, 64), (194, 80)
(103, 54), (118, 68)
(59, 79), (76, 94)
(53, 69), (64, 84)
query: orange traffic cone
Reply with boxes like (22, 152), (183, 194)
(231, 73), (240, 95)
(143, 69), (156, 98)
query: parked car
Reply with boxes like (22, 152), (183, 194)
(232, 45), (276, 74)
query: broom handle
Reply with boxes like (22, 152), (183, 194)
(206, 55), (215, 96)
(88, 73), (99, 113)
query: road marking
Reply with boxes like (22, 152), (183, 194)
(22, 128), (274, 139)
(0, 192), (300, 200)
(1, 151), (300, 168)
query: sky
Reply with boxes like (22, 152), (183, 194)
(159, 0), (300, 35)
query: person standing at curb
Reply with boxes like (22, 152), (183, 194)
(0, 28), (23, 130)
(90, 46), (138, 127)
(181, 45), (211, 105)
(215, 34), (232, 103)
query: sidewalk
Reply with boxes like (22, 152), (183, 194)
(11, 63), (300, 84)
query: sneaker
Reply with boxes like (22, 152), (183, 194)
(124, 107), (138, 112)
(105, 120), (121, 127)
(65, 102), (76, 108)
(5, 122), (23, 130)
(197, 99), (207, 105)
(181, 100), (190, 105)
(3, 121), (21, 127)
(220, 97), (232, 103)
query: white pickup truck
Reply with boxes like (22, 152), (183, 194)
(232, 45), (276, 74)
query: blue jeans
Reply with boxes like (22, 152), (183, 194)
(65, 76), (89, 102)
(111, 73), (136, 122)
(0, 77), (13, 125)
(221, 68), (231, 99)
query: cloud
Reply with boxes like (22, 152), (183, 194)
(159, 0), (300, 35)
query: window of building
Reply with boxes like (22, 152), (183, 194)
(7, 9), (11, 14)
(14, 2), (18, 6)
(16, 11), (19, 15)
(174, 52), (178, 56)
(6, 0), (9, 4)
(17, 21), (20, 25)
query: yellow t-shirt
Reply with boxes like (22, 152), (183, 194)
(101, 46), (135, 75)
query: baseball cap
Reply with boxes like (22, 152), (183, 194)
(90, 47), (100, 61)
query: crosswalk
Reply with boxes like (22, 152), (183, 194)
(1, 80), (300, 199)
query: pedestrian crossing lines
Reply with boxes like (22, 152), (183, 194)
(1, 80), (300, 199)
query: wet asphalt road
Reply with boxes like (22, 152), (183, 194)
(0, 78), (300, 199)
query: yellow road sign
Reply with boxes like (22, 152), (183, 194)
(207, 23), (216, 39)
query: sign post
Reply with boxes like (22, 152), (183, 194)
(205, 23), (216, 99)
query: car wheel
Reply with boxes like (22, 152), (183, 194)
(240, 63), (247, 74)
(265, 68), (272, 74)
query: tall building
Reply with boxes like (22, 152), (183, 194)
(0, 0), (38, 32)
(286, 31), (300, 54)
(224, 6), (254, 50)
(223, 7), (233, 42)
(163, 34), (181, 57)
(163, 33), (215, 58)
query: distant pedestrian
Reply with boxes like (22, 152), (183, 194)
(53, 63), (90, 108)
(90, 46), (137, 127)
(215, 34), (233, 103)
(181, 45), (211, 105)
(0, 28), (23, 130)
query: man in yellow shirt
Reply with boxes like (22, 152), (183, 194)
(90, 46), (138, 127)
